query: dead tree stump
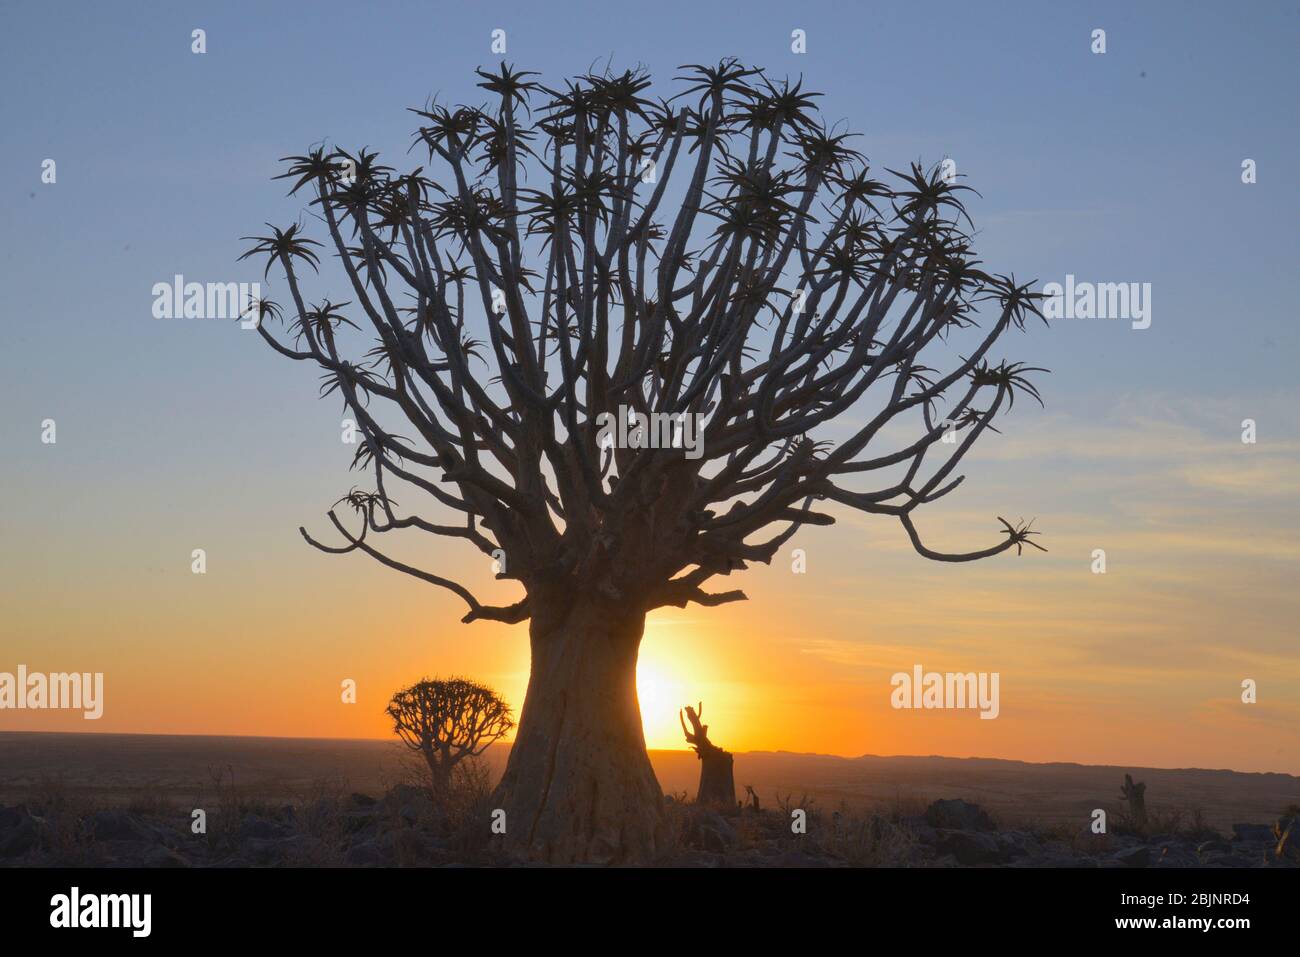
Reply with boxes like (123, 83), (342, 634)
(680, 703), (736, 808)
(1120, 774), (1148, 829)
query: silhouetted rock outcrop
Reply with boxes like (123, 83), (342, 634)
(925, 798), (995, 831)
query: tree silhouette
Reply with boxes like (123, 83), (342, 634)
(680, 702), (735, 807)
(1120, 773), (1148, 830)
(244, 59), (1048, 863)
(386, 677), (513, 794)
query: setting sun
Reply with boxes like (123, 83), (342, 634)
(636, 653), (690, 750)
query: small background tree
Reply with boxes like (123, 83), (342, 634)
(386, 677), (514, 795)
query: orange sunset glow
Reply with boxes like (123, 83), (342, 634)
(7, 420), (1299, 775)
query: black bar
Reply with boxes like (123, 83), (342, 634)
(0, 866), (1281, 943)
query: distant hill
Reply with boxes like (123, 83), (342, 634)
(2, 732), (1295, 830)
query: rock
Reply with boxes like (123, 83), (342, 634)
(343, 809), (379, 835)
(925, 799), (995, 832)
(382, 784), (429, 826)
(1112, 845), (1151, 868)
(0, 805), (38, 858)
(997, 830), (1041, 859)
(242, 837), (287, 865)
(1018, 852), (1097, 868)
(238, 815), (287, 841)
(911, 823), (939, 845)
(1231, 823), (1273, 843)
(383, 784), (428, 807)
(674, 850), (722, 867)
(1201, 851), (1252, 868)
(1156, 845), (1198, 868)
(298, 797), (341, 834)
(349, 792), (378, 808)
(772, 848), (829, 867)
(344, 840), (387, 866)
(88, 809), (153, 843)
(683, 810), (735, 853)
(1197, 839), (1232, 856)
(899, 815), (938, 844)
(141, 846), (190, 868)
(934, 829), (1004, 865)
(279, 834), (333, 865)
(388, 828), (439, 864)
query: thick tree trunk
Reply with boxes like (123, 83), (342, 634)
(492, 596), (666, 863)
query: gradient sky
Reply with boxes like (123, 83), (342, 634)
(1, 1), (1297, 773)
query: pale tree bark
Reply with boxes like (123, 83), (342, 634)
(493, 594), (665, 862)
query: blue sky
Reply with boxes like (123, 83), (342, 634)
(1, 1), (1298, 769)
(2, 1), (1295, 467)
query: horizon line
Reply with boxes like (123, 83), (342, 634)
(3, 728), (1295, 780)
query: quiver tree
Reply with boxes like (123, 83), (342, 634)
(680, 702), (735, 807)
(386, 677), (514, 794)
(243, 59), (1048, 863)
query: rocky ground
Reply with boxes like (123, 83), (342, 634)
(680, 797), (1299, 868)
(1, 789), (1296, 868)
